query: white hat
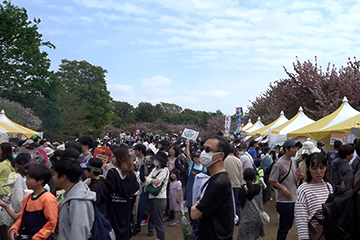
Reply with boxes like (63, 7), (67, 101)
(44, 147), (55, 157)
(298, 141), (321, 156)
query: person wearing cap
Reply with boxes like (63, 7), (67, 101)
(81, 158), (108, 215)
(184, 139), (207, 224)
(191, 136), (234, 240)
(77, 136), (95, 164)
(269, 139), (300, 240)
(146, 151), (169, 240)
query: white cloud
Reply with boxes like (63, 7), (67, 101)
(141, 76), (171, 87)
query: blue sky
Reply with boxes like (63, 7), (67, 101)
(10, 0), (360, 115)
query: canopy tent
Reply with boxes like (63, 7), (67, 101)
(268, 107), (315, 146)
(0, 110), (39, 138)
(287, 97), (360, 141)
(316, 113), (360, 136)
(244, 117), (264, 133)
(242, 120), (253, 131)
(247, 111), (288, 137)
(0, 127), (9, 142)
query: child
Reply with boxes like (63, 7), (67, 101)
(81, 158), (108, 215)
(169, 168), (183, 227)
(8, 164), (58, 240)
(254, 159), (266, 189)
(53, 157), (96, 240)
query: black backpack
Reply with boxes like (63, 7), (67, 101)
(322, 180), (360, 240)
(89, 203), (115, 240)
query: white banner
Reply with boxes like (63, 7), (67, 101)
(224, 115), (231, 136)
(181, 128), (199, 141)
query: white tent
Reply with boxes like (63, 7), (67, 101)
(247, 111), (288, 137)
(269, 106), (315, 146)
(243, 117), (264, 141)
(242, 120), (253, 131)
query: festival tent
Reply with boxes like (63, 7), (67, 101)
(268, 106), (315, 146)
(247, 111), (288, 137)
(244, 117), (264, 134)
(242, 120), (253, 131)
(287, 97), (360, 141)
(0, 110), (39, 138)
(316, 113), (360, 137)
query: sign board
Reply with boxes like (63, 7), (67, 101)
(181, 128), (199, 141)
(224, 115), (231, 136)
(93, 147), (113, 164)
(330, 133), (347, 145)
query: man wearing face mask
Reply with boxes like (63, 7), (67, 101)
(132, 148), (156, 236)
(191, 136), (234, 240)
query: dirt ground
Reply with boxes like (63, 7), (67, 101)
(132, 191), (298, 240)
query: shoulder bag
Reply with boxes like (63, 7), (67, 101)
(146, 169), (168, 196)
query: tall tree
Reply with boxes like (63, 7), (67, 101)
(0, 1), (56, 104)
(56, 59), (112, 137)
(112, 100), (136, 127)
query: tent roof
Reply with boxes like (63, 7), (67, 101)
(288, 97), (360, 140)
(247, 111), (288, 136)
(317, 113), (360, 136)
(245, 117), (264, 133)
(272, 107), (315, 134)
(242, 120), (253, 131)
(0, 110), (39, 137)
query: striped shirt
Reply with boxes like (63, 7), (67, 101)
(295, 181), (332, 240)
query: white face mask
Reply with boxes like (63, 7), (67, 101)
(238, 151), (245, 156)
(154, 160), (160, 166)
(200, 150), (221, 168)
(145, 156), (152, 162)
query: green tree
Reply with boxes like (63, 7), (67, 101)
(56, 59), (112, 137)
(134, 102), (160, 122)
(160, 102), (183, 114)
(0, 1), (55, 104)
(112, 100), (136, 127)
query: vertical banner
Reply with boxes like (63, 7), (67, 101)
(224, 115), (231, 136)
(236, 107), (244, 132)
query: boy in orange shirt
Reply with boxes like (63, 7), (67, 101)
(9, 164), (58, 240)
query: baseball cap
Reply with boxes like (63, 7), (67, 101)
(283, 139), (296, 148)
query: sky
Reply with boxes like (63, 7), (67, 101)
(9, 0), (360, 115)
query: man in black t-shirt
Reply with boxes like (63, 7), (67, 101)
(191, 136), (234, 240)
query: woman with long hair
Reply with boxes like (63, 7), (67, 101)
(105, 147), (139, 240)
(0, 142), (14, 197)
(237, 168), (265, 240)
(295, 152), (332, 240)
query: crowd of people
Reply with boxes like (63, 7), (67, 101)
(0, 132), (359, 240)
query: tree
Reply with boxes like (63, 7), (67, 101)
(247, 57), (360, 124)
(0, 98), (42, 130)
(134, 102), (164, 122)
(160, 102), (182, 114)
(56, 59), (112, 137)
(0, 1), (55, 105)
(111, 100), (136, 127)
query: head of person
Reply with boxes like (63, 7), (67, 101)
(254, 159), (262, 168)
(170, 168), (181, 182)
(282, 139), (298, 158)
(334, 140), (342, 149)
(338, 144), (354, 161)
(77, 136), (95, 152)
(65, 140), (83, 155)
(264, 147), (270, 154)
(169, 144), (181, 157)
(249, 140), (258, 149)
(0, 142), (12, 162)
(236, 143), (247, 156)
(298, 141), (320, 162)
(144, 149), (155, 164)
(200, 135), (230, 170)
(111, 147), (134, 177)
(61, 147), (81, 161)
(305, 152), (327, 183)
(355, 139), (360, 157)
(243, 168), (261, 200)
(50, 149), (64, 165)
(15, 153), (32, 177)
(134, 144), (146, 157)
(192, 150), (201, 164)
(53, 157), (82, 188)
(157, 139), (169, 152)
(81, 158), (102, 178)
(153, 151), (167, 168)
(317, 140), (325, 150)
(26, 164), (52, 189)
(30, 135), (41, 143)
